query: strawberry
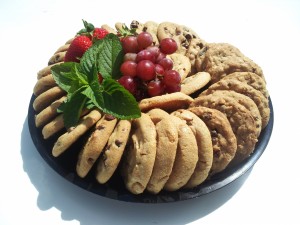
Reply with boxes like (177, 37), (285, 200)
(93, 28), (109, 40)
(77, 20), (109, 42)
(64, 36), (92, 62)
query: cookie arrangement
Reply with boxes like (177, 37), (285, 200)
(32, 20), (270, 195)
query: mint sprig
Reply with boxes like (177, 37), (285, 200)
(51, 33), (141, 129)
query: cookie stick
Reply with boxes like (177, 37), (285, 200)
(33, 74), (57, 96)
(35, 96), (66, 128)
(33, 86), (66, 112)
(52, 110), (102, 157)
(76, 114), (118, 178)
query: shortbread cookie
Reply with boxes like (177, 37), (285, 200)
(35, 96), (66, 128)
(146, 117), (178, 194)
(96, 119), (131, 184)
(198, 43), (264, 83)
(164, 116), (198, 191)
(191, 94), (258, 165)
(172, 109), (213, 188)
(167, 53), (191, 80)
(202, 79), (270, 128)
(33, 74), (57, 96)
(122, 113), (157, 194)
(157, 22), (195, 55)
(222, 72), (269, 98)
(139, 92), (194, 112)
(48, 51), (66, 65)
(201, 90), (262, 135)
(33, 86), (66, 112)
(188, 106), (237, 174)
(180, 72), (211, 95)
(76, 114), (117, 178)
(52, 110), (102, 157)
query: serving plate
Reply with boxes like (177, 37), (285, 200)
(28, 95), (273, 203)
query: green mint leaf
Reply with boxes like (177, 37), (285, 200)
(51, 62), (88, 94)
(82, 78), (140, 119)
(97, 33), (124, 79)
(62, 86), (88, 129)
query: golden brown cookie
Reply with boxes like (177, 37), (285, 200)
(37, 62), (63, 79)
(188, 106), (237, 174)
(48, 51), (66, 65)
(146, 108), (170, 124)
(197, 43), (264, 83)
(222, 72), (269, 98)
(76, 114), (118, 178)
(172, 109), (213, 188)
(139, 92), (194, 112)
(146, 117), (178, 194)
(96, 119), (132, 184)
(201, 78), (270, 128)
(167, 53), (191, 80)
(191, 94), (258, 165)
(164, 116), (198, 191)
(185, 38), (207, 70)
(33, 74), (57, 96)
(54, 43), (70, 54)
(180, 72), (211, 95)
(121, 113), (157, 194)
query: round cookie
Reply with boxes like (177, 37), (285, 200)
(164, 116), (198, 191)
(201, 90), (262, 136)
(191, 94), (258, 165)
(121, 113), (157, 194)
(197, 43), (264, 83)
(201, 78), (270, 128)
(139, 92), (194, 113)
(180, 72), (211, 95)
(167, 53), (191, 81)
(146, 108), (170, 124)
(146, 117), (178, 194)
(222, 71), (269, 98)
(188, 106), (237, 175)
(96, 119), (132, 184)
(172, 109), (213, 188)
(185, 38), (207, 70)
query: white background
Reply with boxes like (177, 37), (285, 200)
(1, 0), (299, 224)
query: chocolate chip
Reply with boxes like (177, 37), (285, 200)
(115, 140), (122, 148)
(105, 114), (115, 121)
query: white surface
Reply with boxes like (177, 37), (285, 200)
(0, 0), (299, 224)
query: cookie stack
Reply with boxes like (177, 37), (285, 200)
(32, 20), (270, 195)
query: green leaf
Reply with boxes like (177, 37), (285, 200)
(77, 19), (95, 35)
(62, 86), (88, 129)
(97, 33), (124, 79)
(82, 78), (140, 119)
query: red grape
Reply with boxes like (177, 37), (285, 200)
(118, 76), (137, 94)
(155, 64), (165, 76)
(147, 80), (165, 97)
(120, 61), (137, 77)
(122, 36), (139, 53)
(160, 38), (178, 54)
(163, 70), (181, 86)
(165, 84), (181, 93)
(136, 60), (156, 81)
(146, 46), (160, 57)
(136, 50), (156, 63)
(137, 32), (153, 49)
(158, 58), (173, 71)
(155, 52), (166, 63)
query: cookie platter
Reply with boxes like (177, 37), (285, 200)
(29, 20), (273, 202)
(28, 96), (273, 202)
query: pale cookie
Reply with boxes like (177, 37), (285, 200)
(157, 22), (195, 55)
(172, 109), (213, 188)
(222, 72), (269, 98)
(76, 114), (117, 178)
(96, 120), (132, 184)
(33, 86), (66, 112)
(186, 38), (207, 69)
(167, 53), (191, 80)
(180, 72), (211, 95)
(35, 96), (66, 128)
(188, 106), (237, 174)
(33, 74), (57, 96)
(198, 43), (264, 83)
(146, 117), (178, 194)
(146, 108), (170, 124)
(37, 62), (63, 79)
(202, 79), (270, 128)
(48, 51), (66, 65)
(191, 94), (258, 165)
(101, 24), (117, 34)
(52, 110), (102, 157)
(164, 116), (198, 191)
(121, 113), (157, 194)
(139, 92), (194, 112)
(181, 25), (200, 39)
(54, 44), (70, 54)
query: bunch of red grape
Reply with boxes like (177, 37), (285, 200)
(118, 31), (181, 100)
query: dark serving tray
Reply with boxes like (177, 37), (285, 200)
(28, 95), (273, 203)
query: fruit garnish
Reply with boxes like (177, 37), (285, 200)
(77, 20), (109, 42)
(52, 34), (141, 129)
(64, 36), (92, 63)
